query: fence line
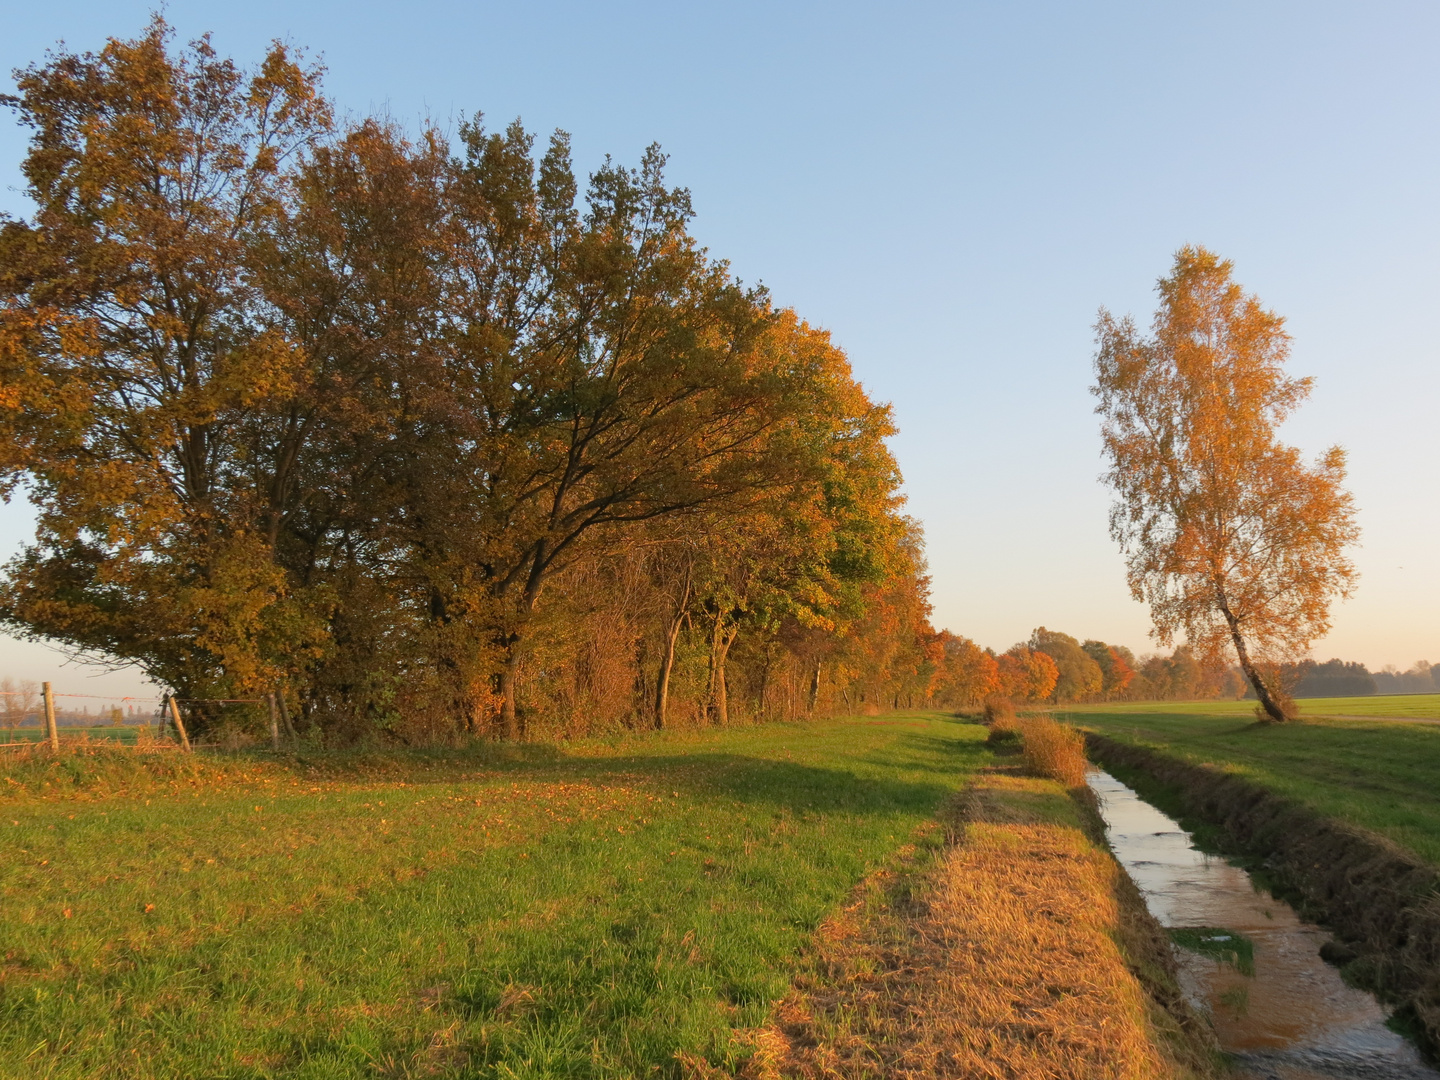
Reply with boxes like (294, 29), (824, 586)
(1, 688), (295, 756)
(0, 690), (161, 701)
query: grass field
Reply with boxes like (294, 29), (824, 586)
(3, 725), (159, 745)
(1069, 693), (1440, 721)
(1061, 701), (1440, 866)
(1, 715), (987, 1079)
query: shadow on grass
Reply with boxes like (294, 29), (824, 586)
(5, 722), (985, 822)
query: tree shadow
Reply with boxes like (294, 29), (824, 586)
(279, 726), (980, 819)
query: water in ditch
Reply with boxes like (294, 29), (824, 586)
(1087, 768), (1438, 1080)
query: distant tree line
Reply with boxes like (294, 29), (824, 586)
(915, 637), (1436, 707)
(0, 678), (141, 728)
(914, 627), (1249, 709)
(0, 21), (939, 743)
(1266, 659), (1435, 699)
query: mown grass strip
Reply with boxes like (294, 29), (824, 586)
(1, 715), (986, 1079)
(751, 769), (1220, 1079)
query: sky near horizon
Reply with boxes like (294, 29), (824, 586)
(1, 1), (1436, 702)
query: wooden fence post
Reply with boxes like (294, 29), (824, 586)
(276, 690), (299, 742)
(166, 694), (192, 753)
(42, 682), (59, 752)
(266, 692), (281, 750)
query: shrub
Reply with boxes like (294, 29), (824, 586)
(982, 696), (1016, 725)
(1254, 682), (1299, 723)
(983, 697), (1021, 746)
(1019, 715), (1088, 787)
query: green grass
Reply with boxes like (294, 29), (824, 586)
(1, 714), (987, 1079)
(1066, 693), (1440, 720)
(1063, 702), (1440, 867)
(2, 725), (157, 745)
(1166, 928), (1254, 976)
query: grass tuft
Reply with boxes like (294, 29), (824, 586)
(1167, 927), (1255, 976)
(1019, 714), (1089, 787)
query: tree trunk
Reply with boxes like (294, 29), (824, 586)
(495, 575), (544, 740)
(654, 561), (692, 731)
(655, 612), (683, 730)
(498, 643), (521, 739)
(808, 662), (821, 714)
(707, 613), (738, 726)
(1219, 599), (1290, 722)
(272, 687), (299, 738)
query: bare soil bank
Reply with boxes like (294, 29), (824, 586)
(738, 767), (1220, 1079)
(1086, 732), (1440, 1056)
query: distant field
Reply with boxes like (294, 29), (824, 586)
(1, 715), (986, 1079)
(1062, 701), (1440, 866)
(2, 725), (158, 745)
(1066, 693), (1440, 721)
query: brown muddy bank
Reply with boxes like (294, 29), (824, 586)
(1085, 732), (1440, 1055)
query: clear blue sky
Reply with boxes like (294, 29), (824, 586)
(2, 1), (1436, 701)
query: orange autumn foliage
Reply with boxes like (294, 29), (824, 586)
(993, 646), (1059, 704)
(1093, 246), (1359, 721)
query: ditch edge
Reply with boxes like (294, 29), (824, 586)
(1084, 732), (1440, 1057)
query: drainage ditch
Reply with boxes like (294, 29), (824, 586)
(1089, 767), (1438, 1080)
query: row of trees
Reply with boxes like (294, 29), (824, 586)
(921, 627), (1247, 708)
(0, 27), (1365, 739)
(1371, 662), (1438, 696)
(0, 21), (939, 742)
(1268, 658), (1437, 698)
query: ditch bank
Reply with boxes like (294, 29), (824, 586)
(742, 766), (1223, 1079)
(1085, 732), (1440, 1055)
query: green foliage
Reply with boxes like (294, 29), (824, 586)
(1031, 627), (1103, 702)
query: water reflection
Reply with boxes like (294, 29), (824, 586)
(1087, 768), (1437, 1080)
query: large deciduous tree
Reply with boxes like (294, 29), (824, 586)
(0, 19), (332, 700)
(1092, 246), (1358, 721)
(0, 21), (934, 742)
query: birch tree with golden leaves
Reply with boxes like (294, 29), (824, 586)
(1092, 246), (1358, 721)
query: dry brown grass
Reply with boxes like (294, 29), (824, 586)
(742, 771), (1217, 1080)
(1019, 715), (1089, 788)
(984, 698), (1022, 750)
(983, 697), (1017, 726)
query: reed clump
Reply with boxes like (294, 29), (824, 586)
(982, 696), (1015, 725)
(1019, 715), (1089, 788)
(982, 697), (1021, 747)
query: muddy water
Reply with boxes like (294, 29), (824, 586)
(1087, 768), (1438, 1080)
